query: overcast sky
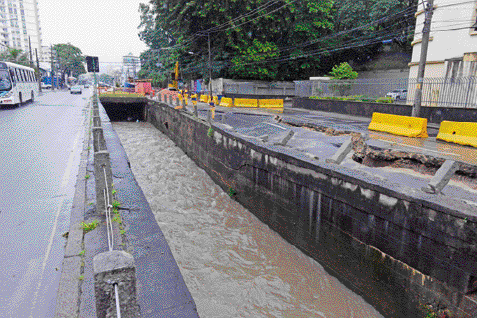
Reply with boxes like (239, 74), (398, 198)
(39, 0), (150, 72)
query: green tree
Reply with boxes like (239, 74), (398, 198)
(328, 62), (358, 96)
(99, 73), (114, 85)
(0, 48), (31, 67)
(138, 0), (334, 81)
(328, 62), (358, 80)
(52, 43), (86, 79)
(327, 0), (418, 71)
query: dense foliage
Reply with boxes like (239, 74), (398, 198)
(0, 48), (31, 67)
(327, 0), (417, 70)
(137, 0), (417, 82)
(52, 43), (86, 78)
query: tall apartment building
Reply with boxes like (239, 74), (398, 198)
(0, 0), (42, 60)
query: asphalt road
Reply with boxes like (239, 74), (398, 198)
(0, 88), (91, 318)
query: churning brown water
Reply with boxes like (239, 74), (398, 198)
(112, 122), (383, 318)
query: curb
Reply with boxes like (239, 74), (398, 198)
(54, 100), (93, 317)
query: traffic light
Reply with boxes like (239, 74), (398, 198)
(86, 56), (99, 73)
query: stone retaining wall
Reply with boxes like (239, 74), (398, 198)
(145, 100), (477, 318)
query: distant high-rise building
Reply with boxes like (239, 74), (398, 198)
(0, 0), (42, 61)
(122, 53), (141, 82)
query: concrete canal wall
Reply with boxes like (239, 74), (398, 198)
(144, 100), (477, 318)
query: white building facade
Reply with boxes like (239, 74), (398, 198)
(408, 0), (477, 107)
(121, 53), (141, 83)
(0, 0), (42, 59)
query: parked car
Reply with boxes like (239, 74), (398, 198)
(386, 89), (407, 100)
(84, 83), (89, 88)
(70, 85), (82, 94)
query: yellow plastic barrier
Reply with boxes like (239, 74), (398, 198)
(219, 97), (233, 107)
(436, 121), (477, 148)
(213, 96), (219, 105)
(199, 95), (209, 103)
(368, 113), (428, 138)
(258, 99), (284, 108)
(234, 98), (258, 108)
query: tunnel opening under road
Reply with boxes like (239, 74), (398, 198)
(101, 101), (146, 122)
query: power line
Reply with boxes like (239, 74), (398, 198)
(141, 3), (421, 77)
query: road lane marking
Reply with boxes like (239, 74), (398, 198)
(28, 128), (83, 318)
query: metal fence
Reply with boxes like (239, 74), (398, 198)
(295, 77), (477, 109)
(224, 82), (295, 96)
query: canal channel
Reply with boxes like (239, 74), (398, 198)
(112, 121), (383, 318)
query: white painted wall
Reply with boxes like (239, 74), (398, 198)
(411, 0), (477, 63)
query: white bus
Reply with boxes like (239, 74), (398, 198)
(0, 61), (38, 106)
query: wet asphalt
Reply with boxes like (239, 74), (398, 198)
(0, 89), (91, 318)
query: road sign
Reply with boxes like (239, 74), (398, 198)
(86, 56), (99, 73)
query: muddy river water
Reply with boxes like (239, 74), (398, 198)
(112, 122), (383, 318)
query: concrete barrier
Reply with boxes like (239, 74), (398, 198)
(436, 121), (477, 148)
(92, 127), (107, 152)
(219, 97), (233, 107)
(91, 105), (141, 318)
(368, 112), (428, 138)
(93, 250), (140, 318)
(93, 116), (101, 127)
(258, 99), (284, 108)
(94, 150), (113, 214)
(234, 98), (258, 108)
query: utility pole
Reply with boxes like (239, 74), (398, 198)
(35, 48), (41, 93)
(208, 32), (213, 103)
(50, 44), (55, 91)
(56, 48), (61, 89)
(28, 36), (33, 67)
(412, 0), (434, 117)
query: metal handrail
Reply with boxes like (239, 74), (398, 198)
(102, 166), (121, 318)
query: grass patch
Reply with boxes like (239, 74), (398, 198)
(112, 200), (120, 209)
(80, 220), (99, 233)
(310, 95), (395, 103)
(207, 127), (214, 137)
(112, 215), (122, 224)
(227, 187), (237, 197)
(99, 93), (144, 98)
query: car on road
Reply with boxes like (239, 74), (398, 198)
(70, 85), (82, 94)
(41, 82), (51, 89)
(386, 89), (407, 100)
(84, 83), (89, 88)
